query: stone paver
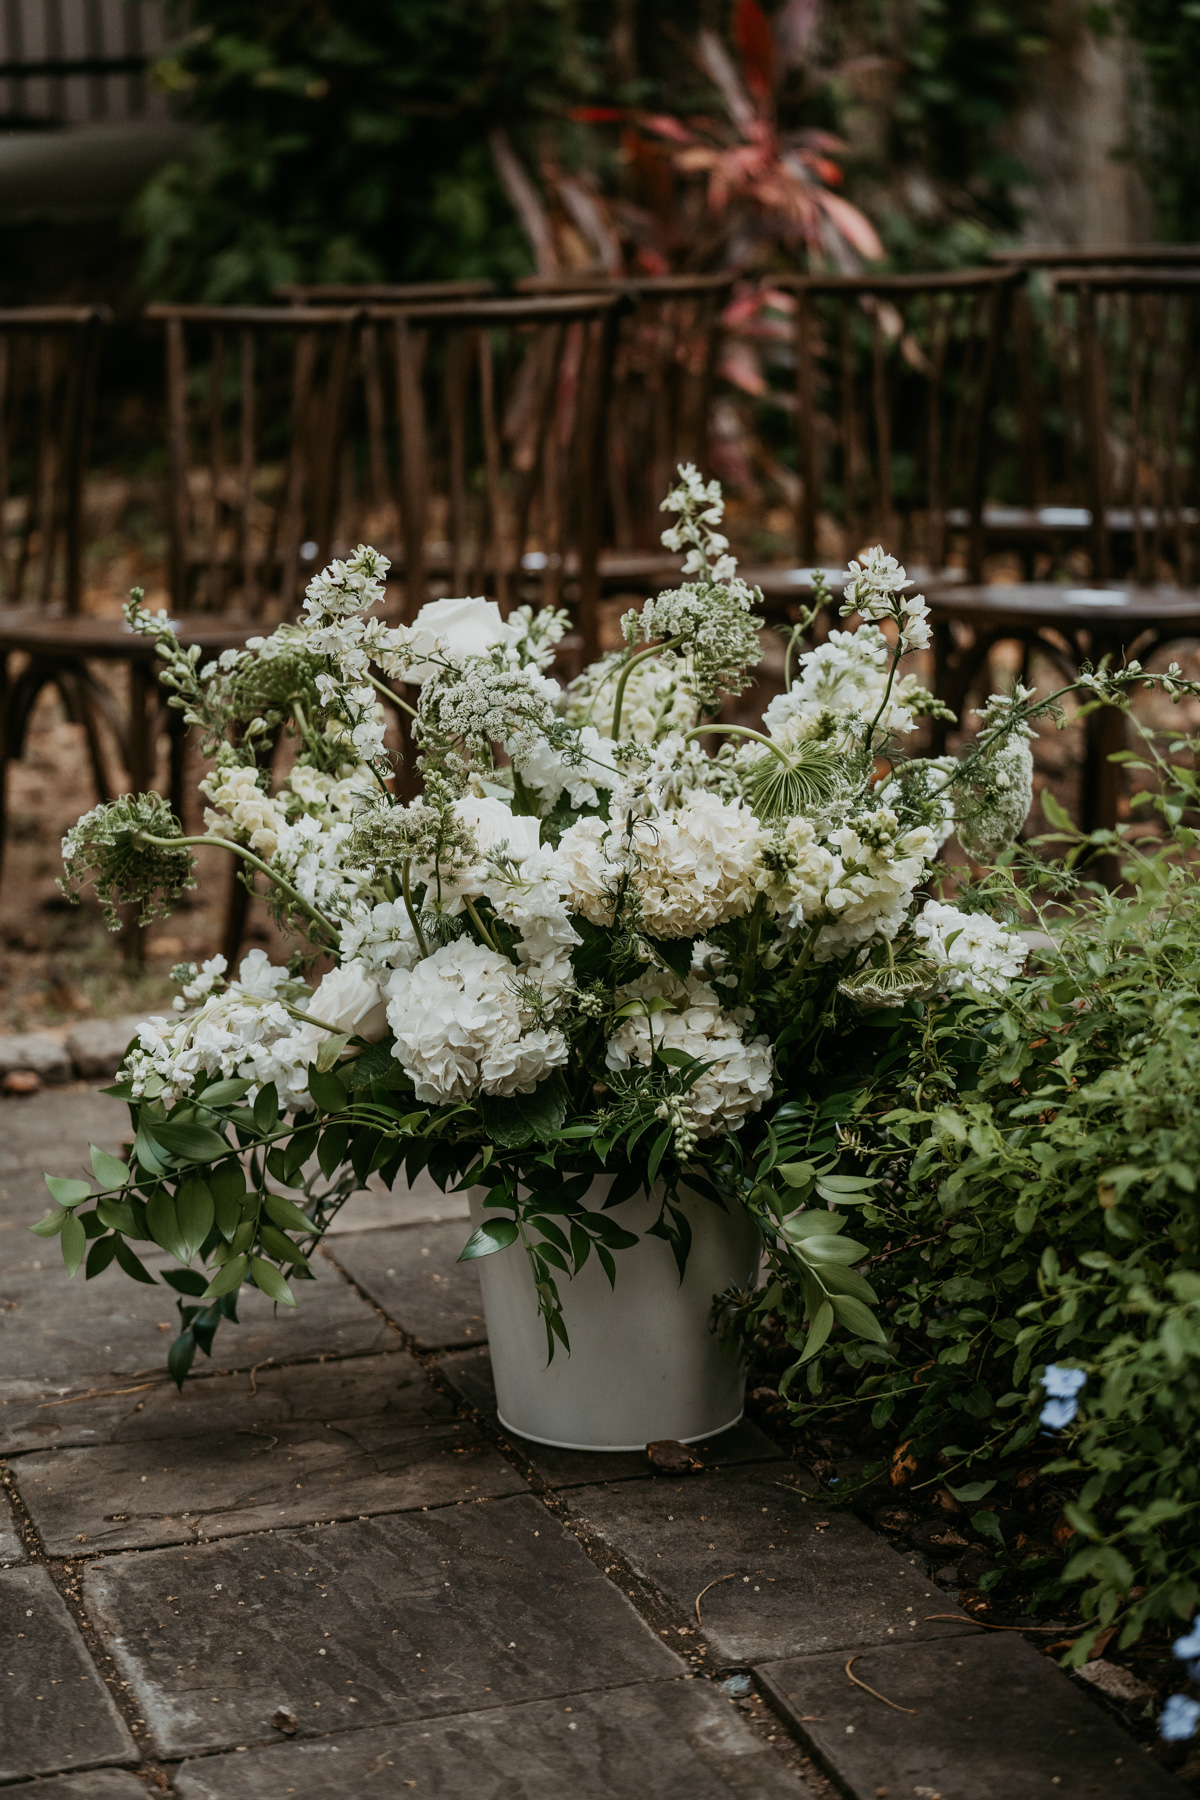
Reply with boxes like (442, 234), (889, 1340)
(2, 1346), (453, 1454)
(325, 1169), (470, 1235)
(64, 1016), (146, 1080)
(437, 1344), (782, 1487)
(4, 1775), (147, 1798)
(83, 1496), (683, 1758)
(15, 1381), (524, 1553)
(0, 1245), (398, 1396)
(0, 1034), (73, 1083)
(756, 1633), (1186, 1799)
(565, 1466), (976, 1667)
(0, 1481), (25, 1562)
(0, 1563), (134, 1779)
(323, 1220), (486, 1348)
(172, 1679), (809, 1799)
(0, 1085), (125, 1226)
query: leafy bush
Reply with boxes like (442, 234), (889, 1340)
(743, 724), (1200, 1655)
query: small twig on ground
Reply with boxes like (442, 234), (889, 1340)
(845, 1654), (917, 1714)
(695, 1572), (737, 1624)
(923, 1613), (1082, 1633)
(37, 1380), (164, 1408)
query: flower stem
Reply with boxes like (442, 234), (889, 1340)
(366, 672), (419, 719)
(401, 858), (429, 958)
(136, 832), (340, 946)
(464, 895), (499, 953)
(610, 635), (687, 740)
(683, 722), (795, 767)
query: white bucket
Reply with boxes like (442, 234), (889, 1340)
(468, 1177), (761, 1452)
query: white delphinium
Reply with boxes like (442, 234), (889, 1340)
(765, 627), (924, 744)
(604, 973), (773, 1138)
(122, 951), (307, 1106)
(914, 900), (1027, 996)
(385, 937), (568, 1102)
(956, 688), (1036, 863)
(557, 791), (764, 938)
(659, 462), (737, 582)
(841, 547), (931, 654)
(292, 545), (399, 766)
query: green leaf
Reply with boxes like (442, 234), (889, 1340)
(89, 1146), (129, 1189)
(196, 1077), (253, 1107)
(29, 1208), (68, 1238)
(829, 1293), (887, 1343)
(132, 1124), (169, 1175)
(948, 1479), (997, 1504)
(259, 1224), (308, 1267)
(60, 1212), (87, 1278)
(250, 1257), (296, 1306)
(96, 1197), (137, 1236)
(645, 935), (693, 981)
(176, 1178), (215, 1259)
(203, 1252), (248, 1298)
(646, 1124), (672, 1189)
(306, 1067), (349, 1114)
(113, 1237), (158, 1284)
(458, 1218), (519, 1260)
(314, 1033), (351, 1073)
(264, 1194), (314, 1234)
(161, 1267), (209, 1296)
(971, 1509), (1005, 1548)
(210, 1162), (246, 1241)
(253, 1083), (281, 1133)
(146, 1190), (189, 1262)
(781, 1211), (846, 1239)
(85, 1233), (118, 1280)
(45, 1175), (92, 1208)
(168, 1328), (197, 1389)
(1041, 788), (1077, 832)
(777, 1161), (815, 1187)
(318, 1121), (351, 1177)
(478, 1082), (567, 1149)
(798, 1300), (834, 1363)
(153, 1122), (230, 1162)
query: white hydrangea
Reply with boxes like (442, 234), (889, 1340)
(384, 937), (567, 1103)
(913, 900), (1027, 996)
(604, 974), (773, 1138)
(556, 791), (763, 938)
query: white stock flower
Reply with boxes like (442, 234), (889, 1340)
(514, 725), (622, 811)
(340, 898), (422, 975)
(764, 627), (920, 743)
(385, 937), (567, 1102)
(201, 765), (284, 859)
(914, 900), (1026, 997)
(604, 974), (773, 1138)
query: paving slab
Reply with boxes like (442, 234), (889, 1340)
(0, 1032), (73, 1083)
(0, 1083), (125, 1226)
(172, 1678), (811, 1799)
(564, 1467), (977, 1667)
(325, 1169), (470, 1235)
(322, 1220), (486, 1349)
(0, 1480), (25, 1562)
(756, 1632), (1185, 1799)
(64, 1015), (146, 1079)
(3, 1774), (148, 1798)
(0, 1563), (134, 1780)
(437, 1344), (782, 1488)
(15, 1411), (525, 1555)
(1, 1346), (454, 1454)
(0, 1247), (399, 1395)
(83, 1495), (683, 1758)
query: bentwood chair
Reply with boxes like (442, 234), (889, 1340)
(515, 273), (733, 581)
(930, 270), (1200, 839)
(361, 291), (627, 659)
(277, 280), (495, 305)
(0, 307), (114, 882)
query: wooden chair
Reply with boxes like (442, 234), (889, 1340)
(360, 291), (628, 659)
(771, 268), (1020, 594)
(515, 273), (732, 581)
(0, 306), (113, 883)
(276, 280), (495, 304)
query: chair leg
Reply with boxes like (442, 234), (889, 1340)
(166, 702), (187, 823)
(221, 864), (251, 970)
(56, 666), (112, 804)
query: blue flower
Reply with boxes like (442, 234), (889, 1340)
(1173, 1620), (1200, 1677)
(1038, 1365), (1086, 1430)
(1160, 1694), (1200, 1742)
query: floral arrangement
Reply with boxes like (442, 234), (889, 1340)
(42, 466), (1035, 1385)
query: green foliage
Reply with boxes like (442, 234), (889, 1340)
(140, 0), (586, 299)
(1108, 0), (1200, 239)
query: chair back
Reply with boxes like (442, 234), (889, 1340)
(773, 269), (1018, 582)
(0, 306), (107, 614)
(145, 304), (365, 619)
(989, 245), (1200, 269)
(276, 280), (495, 304)
(1051, 270), (1200, 583)
(361, 292), (626, 656)
(516, 273), (732, 551)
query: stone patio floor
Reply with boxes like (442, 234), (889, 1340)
(0, 1086), (1186, 1798)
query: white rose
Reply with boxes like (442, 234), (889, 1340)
(307, 960), (388, 1041)
(404, 596), (522, 682)
(454, 795), (541, 861)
